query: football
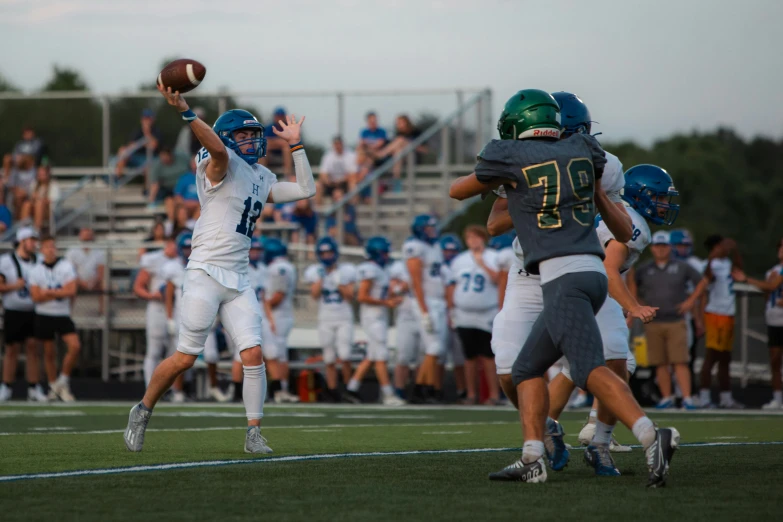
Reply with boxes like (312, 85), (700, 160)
(156, 58), (206, 94)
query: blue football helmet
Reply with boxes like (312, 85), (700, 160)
(439, 234), (463, 264)
(411, 214), (439, 245)
(263, 237), (287, 265)
(488, 231), (515, 250)
(670, 229), (694, 259)
(212, 109), (267, 166)
(365, 236), (391, 267)
(551, 92), (592, 137)
(176, 231), (193, 260)
(316, 237), (339, 267)
(249, 236), (264, 266)
(622, 165), (680, 226)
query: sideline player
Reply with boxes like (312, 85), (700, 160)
(344, 236), (405, 406)
(134, 237), (170, 388)
(389, 254), (421, 399)
(488, 232), (515, 306)
(264, 238), (299, 404)
(124, 83), (315, 454)
(0, 227), (46, 402)
(29, 235), (81, 402)
(303, 237), (357, 402)
(404, 215), (448, 402)
(437, 233), (467, 402)
(451, 89), (678, 487)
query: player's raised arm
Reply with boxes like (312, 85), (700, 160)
(157, 85), (229, 184)
(487, 197), (514, 236)
(268, 115), (316, 203)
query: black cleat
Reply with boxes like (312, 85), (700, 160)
(342, 390), (362, 404)
(646, 427), (680, 488)
(489, 457), (548, 483)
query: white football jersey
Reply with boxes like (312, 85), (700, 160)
(451, 250), (500, 312)
(705, 258), (736, 316)
(28, 258), (77, 317)
(267, 257), (296, 321)
(248, 262), (268, 300)
(303, 263), (357, 322)
(357, 261), (390, 321)
(188, 146), (278, 288)
(596, 204), (651, 273)
(0, 252), (39, 311)
(402, 238), (445, 302)
(140, 250), (169, 316)
(388, 260), (416, 321)
(765, 264), (783, 326)
(159, 257), (186, 319)
(495, 247), (515, 272)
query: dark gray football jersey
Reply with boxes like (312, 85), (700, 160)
(475, 134), (607, 275)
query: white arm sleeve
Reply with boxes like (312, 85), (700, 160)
(269, 149), (316, 202)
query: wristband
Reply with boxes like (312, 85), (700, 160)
(180, 109), (197, 122)
(289, 141), (304, 152)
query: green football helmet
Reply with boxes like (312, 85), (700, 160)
(497, 89), (562, 140)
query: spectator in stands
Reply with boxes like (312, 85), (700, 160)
(3, 146), (37, 219)
(140, 219), (166, 256)
(66, 227), (106, 295)
(259, 107), (293, 176)
(326, 187), (362, 246)
(173, 158), (200, 219)
(699, 235), (745, 408)
(628, 231), (707, 409)
(164, 205), (196, 239)
(731, 238), (783, 410)
(114, 108), (162, 180)
(359, 111), (388, 155)
(148, 145), (190, 220)
(20, 163), (61, 231)
(317, 136), (357, 205)
(12, 126), (47, 167)
(174, 107), (206, 157)
(353, 144), (375, 204)
(0, 204), (11, 233)
(372, 114), (428, 191)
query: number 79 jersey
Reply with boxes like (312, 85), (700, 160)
(475, 134), (607, 275)
(189, 146), (278, 275)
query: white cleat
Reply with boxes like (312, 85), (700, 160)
(208, 386), (230, 403)
(762, 399), (783, 411)
(171, 390), (186, 404)
(382, 394), (406, 406)
(124, 404), (152, 452)
(50, 381), (76, 402)
(244, 426), (273, 454)
(27, 384), (48, 403)
(0, 383), (12, 402)
(274, 390), (300, 404)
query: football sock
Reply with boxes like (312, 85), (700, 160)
(243, 363), (266, 421)
(347, 380), (361, 393)
(719, 391), (732, 404)
(56, 374), (69, 386)
(592, 420), (614, 446)
(280, 380), (289, 393)
(588, 408), (597, 423)
(699, 388), (711, 404)
(631, 416), (656, 449)
(774, 390), (783, 403)
(522, 440), (545, 464)
(381, 385), (394, 397)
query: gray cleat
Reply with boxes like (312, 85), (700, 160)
(245, 426), (273, 454)
(124, 403), (152, 452)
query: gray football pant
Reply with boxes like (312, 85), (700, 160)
(511, 271), (608, 390)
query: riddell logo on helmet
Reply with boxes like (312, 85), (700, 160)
(243, 119), (258, 125)
(533, 129), (559, 137)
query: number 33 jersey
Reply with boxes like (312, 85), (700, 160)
(189, 146), (278, 286)
(475, 134), (607, 276)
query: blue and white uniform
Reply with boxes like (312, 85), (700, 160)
(265, 256), (297, 362)
(357, 260), (391, 361)
(303, 262), (357, 364)
(402, 237), (448, 357)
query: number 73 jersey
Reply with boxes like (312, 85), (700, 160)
(475, 134), (607, 275)
(190, 146), (278, 275)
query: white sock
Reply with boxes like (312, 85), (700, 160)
(242, 363), (266, 421)
(720, 391), (732, 404)
(631, 416), (656, 449)
(592, 420), (614, 446)
(699, 388), (711, 404)
(522, 440), (545, 464)
(658, 395), (672, 404)
(774, 390), (783, 403)
(347, 379), (360, 392)
(381, 385), (394, 397)
(57, 374), (69, 386)
(143, 356), (159, 388)
(280, 380), (289, 393)
(588, 408), (597, 422)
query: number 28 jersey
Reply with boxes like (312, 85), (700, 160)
(475, 134), (607, 276)
(402, 238), (445, 302)
(189, 146), (278, 287)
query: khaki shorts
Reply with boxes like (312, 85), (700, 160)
(644, 320), (689, 366)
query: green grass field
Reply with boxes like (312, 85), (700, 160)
(1, 403), (782, 521)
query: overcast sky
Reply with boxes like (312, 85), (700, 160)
(1, 0), (781, 148)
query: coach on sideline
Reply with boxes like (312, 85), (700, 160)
(628, 231), (707, 410)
